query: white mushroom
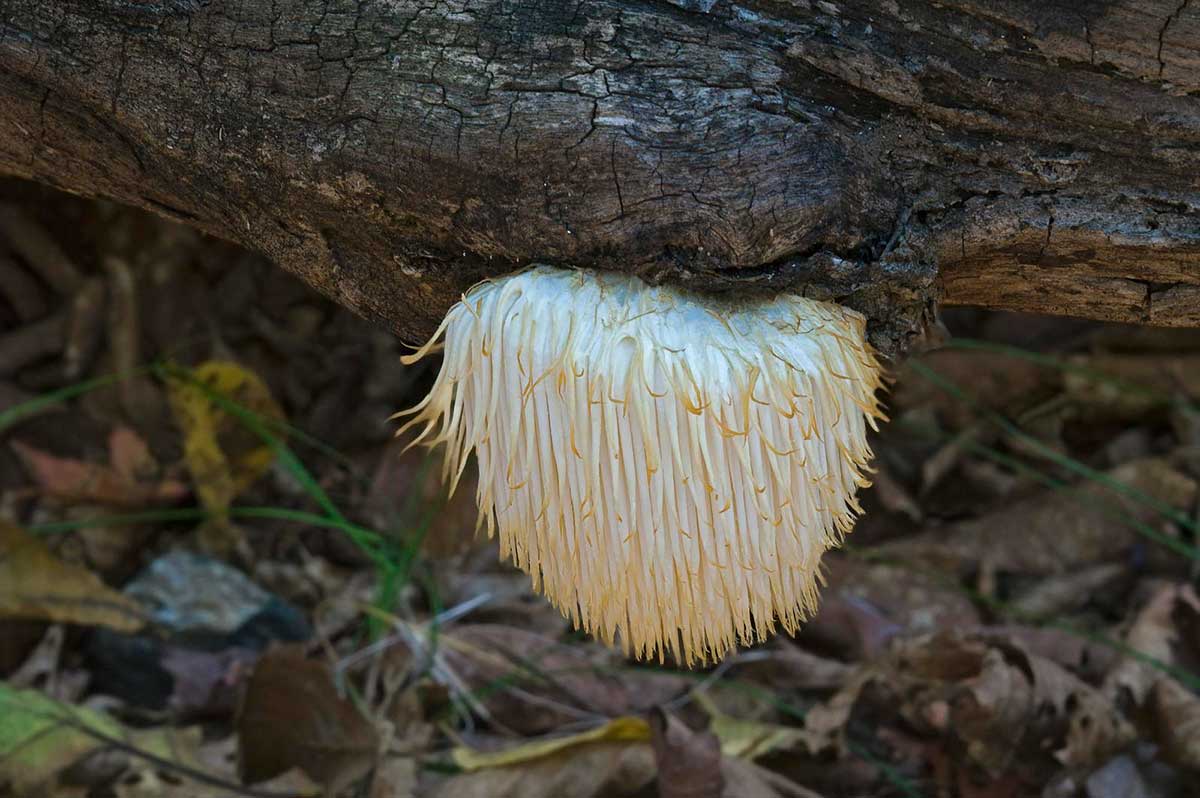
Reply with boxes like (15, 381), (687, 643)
(397, 265), (886, 665)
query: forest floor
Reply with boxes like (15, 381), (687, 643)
(1, 179), (1198, 798)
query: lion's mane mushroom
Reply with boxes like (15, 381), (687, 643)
(397, 265), (886, 665)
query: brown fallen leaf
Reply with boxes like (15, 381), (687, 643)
(975, 625), (1117, 684)
(796, 591), (900, 663)
(12, 434), (188, 508)
(954, 639), (1133, 774)
(1002, 644), (1132, 770)
(806, 557), (980, 659)
(649, 708), (723, 798)
(193, 735), (320, 798)
(1104, 582), (1200, 707)
(237, 644), (379, 795)
(802, 631), (1133, 784)
(733, 639), (849, 692)
(0, 521), (145, 632)
(1007, 563), (1129, 622)
(879, 458), (1197, 577)
(1151, 677), (1200, 772)
(652, 700), (825, 798)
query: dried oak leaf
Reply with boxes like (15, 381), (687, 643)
(803, 631), (1132, 782)
(237, 645), (379, 794)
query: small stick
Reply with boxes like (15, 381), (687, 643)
(0, 203), (85, 295)
(62, 276), (106, 381)
(0, 310), (67, 377)
(0, 253), (49, 322)
(104, 256), (159, 418)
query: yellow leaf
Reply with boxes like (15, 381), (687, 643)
(0, 683), (198, 793)
(166, 361), (285, 514)
(451, 716), (650, 771)
(0, 521), (145, 632)
(696, 693), (819, 760)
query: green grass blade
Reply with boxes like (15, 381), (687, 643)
(28, 505), (384, 549)
(0, 367), (154, 436)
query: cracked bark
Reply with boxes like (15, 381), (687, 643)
(1, 0), (1198, 358)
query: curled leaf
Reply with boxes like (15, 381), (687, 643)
(0, 521), (145, 632)
(166, 360), (285, 514)
(451, 716), (650, 771)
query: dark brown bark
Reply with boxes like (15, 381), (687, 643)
(1, 1), (1198, 357)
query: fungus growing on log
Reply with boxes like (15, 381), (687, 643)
(398, 266), (886, 665)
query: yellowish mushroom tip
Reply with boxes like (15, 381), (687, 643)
(396, 265), (887, 666)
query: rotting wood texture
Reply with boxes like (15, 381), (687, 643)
(1, 1), (1198, 357)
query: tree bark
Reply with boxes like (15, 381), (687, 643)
(1, 0), (1198, 357)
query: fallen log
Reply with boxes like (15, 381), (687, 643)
(2, 1), (1198, 356)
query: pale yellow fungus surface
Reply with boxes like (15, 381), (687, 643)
(398, 266), (886, 665)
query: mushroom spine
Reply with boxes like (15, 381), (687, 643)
(397, 265), (886, 665)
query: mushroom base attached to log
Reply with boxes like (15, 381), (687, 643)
(398, 266), (886, 665)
